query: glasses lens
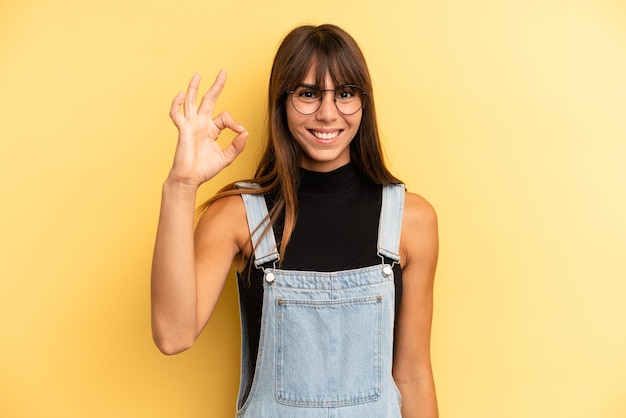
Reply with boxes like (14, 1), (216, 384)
(335, 86), (363, 115)
(291, 87), (321, 115)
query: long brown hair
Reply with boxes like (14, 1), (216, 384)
(201, 24), (401, 262)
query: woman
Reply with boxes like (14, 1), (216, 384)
(151, 24), (438, 417)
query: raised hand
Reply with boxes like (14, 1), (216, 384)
(168, 70), (248, 187)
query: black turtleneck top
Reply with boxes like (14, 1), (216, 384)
(237, 163), (403, 372)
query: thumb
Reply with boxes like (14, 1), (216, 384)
(222, 131), (248, 166)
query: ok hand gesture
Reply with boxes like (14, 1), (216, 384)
(168, 70), (248, 188)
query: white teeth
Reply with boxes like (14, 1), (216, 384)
(312, 131), (340, 140)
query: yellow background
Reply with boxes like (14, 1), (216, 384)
(1, 0), (625, 416)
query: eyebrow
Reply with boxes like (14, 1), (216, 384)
(296, 83), (355, 90)
(296, 83), (318, 89)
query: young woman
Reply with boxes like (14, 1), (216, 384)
(151, 24), (439, 417)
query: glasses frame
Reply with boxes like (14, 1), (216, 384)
(286, 84), (368, 115)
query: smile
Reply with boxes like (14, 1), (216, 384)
(310, 130), (341, 140)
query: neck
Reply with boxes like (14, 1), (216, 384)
(299, 162), (359, 194)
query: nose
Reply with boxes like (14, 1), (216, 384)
(315, 91), (339, 121)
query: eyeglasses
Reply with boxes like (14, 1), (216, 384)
(287, 84), (367, 115)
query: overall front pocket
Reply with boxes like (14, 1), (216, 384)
(275, 295), (382, 407)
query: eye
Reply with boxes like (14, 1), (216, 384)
(336, 86), (359, 100)
(293, 87), (319, 100)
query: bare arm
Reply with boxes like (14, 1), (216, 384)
(151, 71), (248, 355)
(393, 192), (439, 417)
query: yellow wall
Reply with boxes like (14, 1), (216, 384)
(1, 0), (625, 416)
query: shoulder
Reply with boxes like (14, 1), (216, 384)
(402, 190), (437, 228)
(195, 193), (251, 257)
(399, 190), (438, 268)
(199, 193), (247, 223)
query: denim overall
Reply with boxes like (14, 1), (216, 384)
(236, 183), (405, 418)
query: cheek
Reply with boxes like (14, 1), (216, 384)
(285, 107), (296, 130)
(285, 113), (297, 138)
(348, 113), (363, 131)
(286, 106), (308, 134)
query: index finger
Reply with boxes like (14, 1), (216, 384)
(197, 69), (227, 116)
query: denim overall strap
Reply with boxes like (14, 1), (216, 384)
(377, 184), (406, 263)
(236, 182), (280, 267)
